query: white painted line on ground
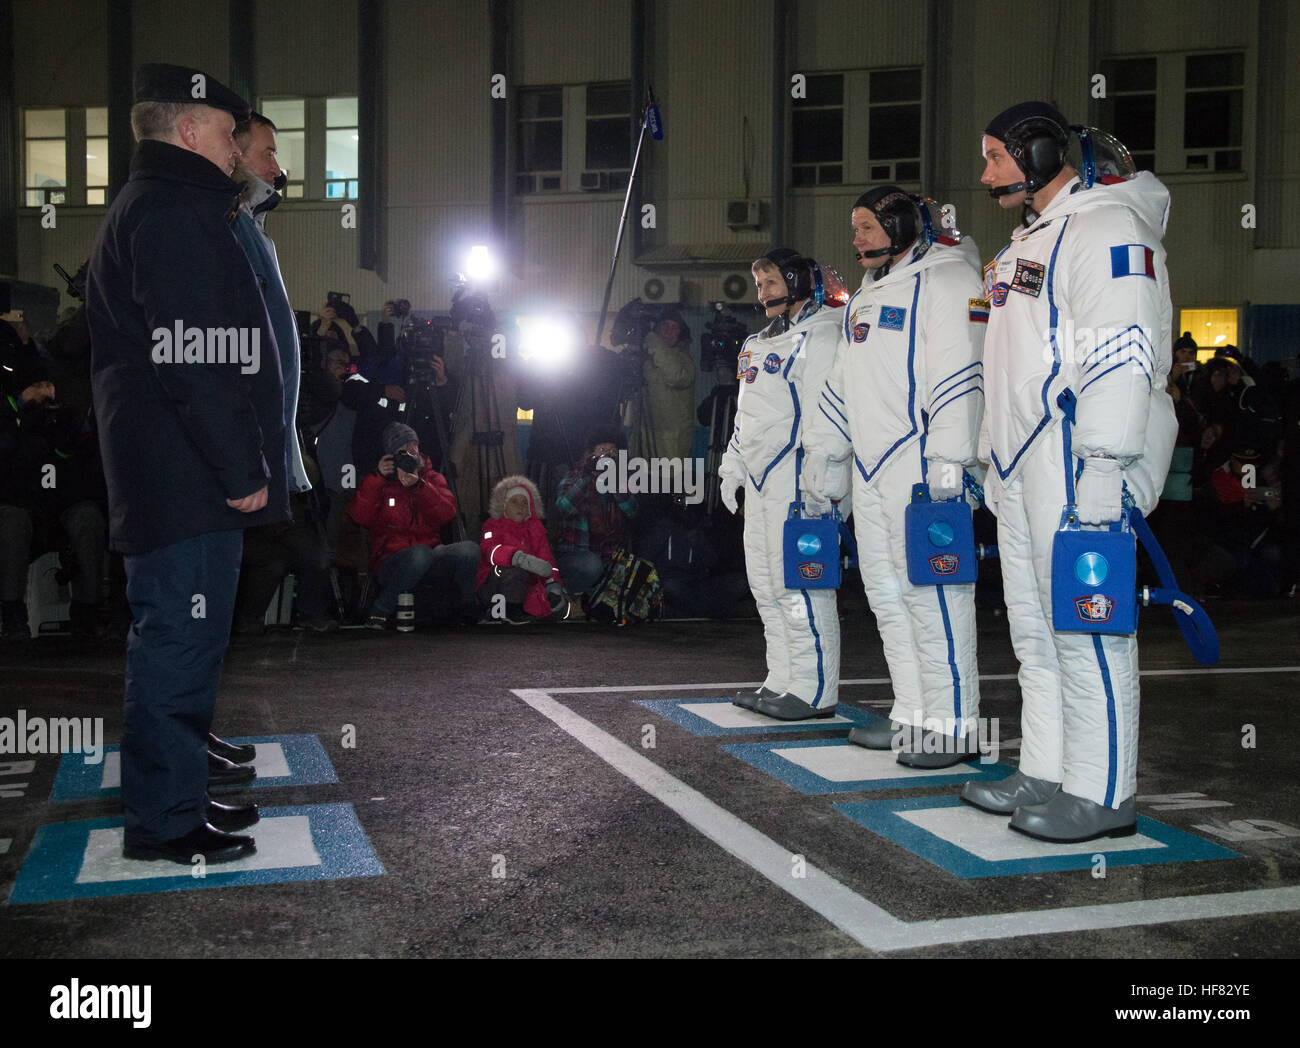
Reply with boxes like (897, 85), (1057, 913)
(512, 688), (909, 949)
(518, 685), (1300, 952)
(545, 667), (1300, 694)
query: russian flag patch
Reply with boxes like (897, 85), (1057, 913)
(1110, 243), (1156, 279)
(968, 297), (990, 323)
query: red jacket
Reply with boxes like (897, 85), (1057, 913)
(476, 476), (561, 618)
(350, 455), (459, 574)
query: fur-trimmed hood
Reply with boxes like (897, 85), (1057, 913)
(488, 474), (545, 520)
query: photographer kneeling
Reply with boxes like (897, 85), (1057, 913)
(553, 426), (637, 599)
(350, 423), (480, 628)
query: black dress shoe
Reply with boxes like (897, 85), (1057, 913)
(206, 799), (260, 832)
(123, 823), (256, 864)
(208, 751), (257, 787)
(208, 732), (256, 765)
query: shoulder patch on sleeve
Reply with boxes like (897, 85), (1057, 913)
(1110, 243), (1156, 280)
(968, 298), (990, 323)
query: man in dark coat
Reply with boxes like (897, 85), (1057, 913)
(86, 63), (287, 864)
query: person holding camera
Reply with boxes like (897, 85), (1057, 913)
(627, 310), (697, 461)
(350, 422), (479, 628)
(553, 426), (637, 598)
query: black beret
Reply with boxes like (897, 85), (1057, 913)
(134, 63), (250, 120)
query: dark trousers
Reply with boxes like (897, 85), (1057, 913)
(121, 530), (242, 846)
(235, 522), (332, 627)
(373, 540), (479, 614)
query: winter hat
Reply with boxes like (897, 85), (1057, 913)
(505, 484), (531, 507)
(382, 422), (418, 457)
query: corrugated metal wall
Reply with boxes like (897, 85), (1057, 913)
(12, 0), (108, 106)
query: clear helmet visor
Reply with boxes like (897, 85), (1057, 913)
(813, 262), (850, 307)
(1070, 127), (1138, 188)
(913, 195), (961, 244)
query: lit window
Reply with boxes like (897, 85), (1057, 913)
(325, 96), (359, 199)
(24, 109), (67, 206)
(261, 99), (306, 199)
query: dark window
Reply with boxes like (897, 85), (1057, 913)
(1099, 58), (1158, 172)
(585, 83), (630, 171)
(792, 74), (844, 186)
(517, 87), (563, 179)
(1183, 52), (1243, 171)
(869, 68), (921, 104)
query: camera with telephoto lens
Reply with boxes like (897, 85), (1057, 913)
(393, 449), (421, 475)
(386, 298), (412, 319)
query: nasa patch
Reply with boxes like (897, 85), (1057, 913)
(1011, 258), (1045, 297)
(1075, 593), (1115, 623)
(736, 349), (751, 380)
(745, 365), (759, 384)
(928, 553), (961, 575)
(852, 322), (871, 343)
(990, 282), (1011, 308)
(763, 352), (783, 374)
(797, 562), (825, 582)
(879, 306), (906, 331)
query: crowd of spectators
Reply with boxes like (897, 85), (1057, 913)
(6, 302), (1298, 640)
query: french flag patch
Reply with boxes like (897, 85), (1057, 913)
(1110, 243), (1156, 279)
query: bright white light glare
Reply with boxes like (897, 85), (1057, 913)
(465, 244), (498, 283)
(517, 315), (578, 368)
(1214, 334), (1227, 344)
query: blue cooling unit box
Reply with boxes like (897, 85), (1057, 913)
(783, 503), (841, 589)
(1050, 507), (1137, 634)
(904, 484), (977, 585)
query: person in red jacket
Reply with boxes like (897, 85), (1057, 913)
(350, 422), (480, 628)
(477, 475), (568, 623)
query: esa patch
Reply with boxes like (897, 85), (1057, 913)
(968, 298), (989, 324)
(879, 306), (906, 331)
(1110, 243), (1156, 279)
(990, 283), (1011, 308)
(763, 352), (783, 374)
(736, 349), (751, 380)
(745, 365), (759, 384)
(852, 322), (871, 343)
(1011, 259), (1045, 297)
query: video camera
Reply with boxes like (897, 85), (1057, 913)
(701, 302), (750, 374)
(611, 298), (660, 349)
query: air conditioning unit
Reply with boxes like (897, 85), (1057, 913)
(581, 171), (613, 191)
(726, 199), (762, 230)
(721, 271), (752, 302)
(641, 274), (681, 303)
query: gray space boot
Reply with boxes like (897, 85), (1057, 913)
(960, 771), (1061, 814)
(1010, 792), (1138, 843)
(847, 720), (907, 750)
(733, 686), (782, 710)
(755, 693), (837, 721)
(896, 731), (983, 769)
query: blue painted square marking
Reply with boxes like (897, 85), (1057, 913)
(49, 735), (338, 802)
(721, 737), (1015, 794)
(634, 698), (876, 738)
(7, 803), (384, 904)
(832, 795), (1241, 878)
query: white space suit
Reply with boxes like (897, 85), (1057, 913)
(982, 171), (1176, 808)
(720, 302), (844, 709)
(805, 237), (986, 740)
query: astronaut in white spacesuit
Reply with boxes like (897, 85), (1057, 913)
(719, 249), (845, 721)
(803, 187), (986, 768)
(961, 102), (1176, 841)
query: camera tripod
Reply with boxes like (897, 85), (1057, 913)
(453, 330), (509, 525)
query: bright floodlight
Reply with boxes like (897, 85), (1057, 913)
(465, 244), (498, 283)
(517, 314), (578, 369)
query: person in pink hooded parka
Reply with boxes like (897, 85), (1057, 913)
(477, 475), (568, 621)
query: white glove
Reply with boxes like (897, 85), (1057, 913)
(1075, 457), (1124, 524)
(803, 492), (832, 517)
(927, 459), (964, 502)
(512, 551), (554, 577)
(803, 452), (829, 500)
(720, 475), (740, 515)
